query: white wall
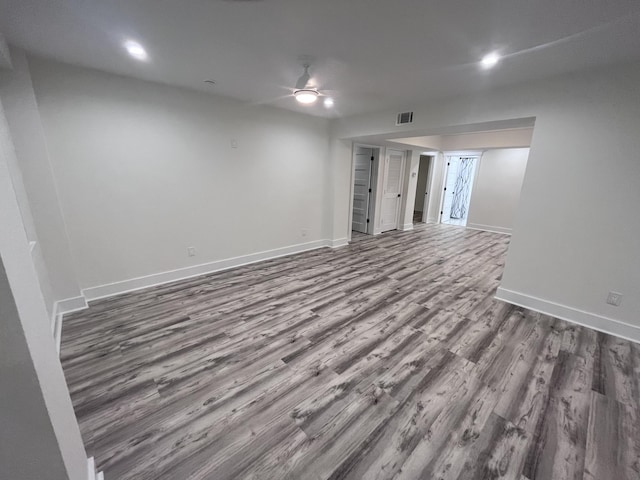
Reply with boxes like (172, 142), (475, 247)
(0, 101), (87, 480)
(0, 48), (81, 313)
(441, 128), (532, 151)
(28, 56), (331, 292)
(394, 128), (532, 151)
(332, 61), (640, 341)
(467, 148), (529, 234)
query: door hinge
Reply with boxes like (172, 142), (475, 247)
(368, 188), (372, 192)
(444, 187), (447, 191)
(440, 211), (443, 215)
(366, 219), (370, 223)
(370, 156), (374, 161)
(447, 162), (450, 166)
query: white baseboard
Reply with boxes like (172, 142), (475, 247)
(495, 287), (640, 344)
(466, 223), (512, 235)
(401, 223), (414, 231)
(82, 239), (337, 302)
(87, 457), (95, 480)
(86, 456), (104, 480)
(52, 311), (62, 355)
(51, 295), (88, 353)
(330, 238), (349, 248)
(57, 295), (89, 313)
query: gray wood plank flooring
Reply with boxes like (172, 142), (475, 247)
(60, 224), (640, 480)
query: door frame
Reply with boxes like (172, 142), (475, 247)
(348, 143), (383, 241)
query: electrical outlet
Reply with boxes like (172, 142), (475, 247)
(606, 291), (622, 307)
(187, 247), (196, 257)
(301, 228), (309, 238)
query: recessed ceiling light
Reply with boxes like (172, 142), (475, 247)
(294, 89), (319, 104)
(124, 41), (148, 61)
(323, 97), (334, 108)
(480, 52), (500, 69)
(204, 79), (216, 85)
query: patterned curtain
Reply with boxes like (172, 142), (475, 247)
(450, 157), (474, 219)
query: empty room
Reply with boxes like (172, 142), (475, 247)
(1, 1), (639, 480)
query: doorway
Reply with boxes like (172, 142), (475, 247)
(440, 155), (479, 227)
(351, 146), (378, 235)
(413, 155), (432, 224)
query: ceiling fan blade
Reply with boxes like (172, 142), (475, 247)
(294, 63), (313, 90)
(295, 71), (310, 90)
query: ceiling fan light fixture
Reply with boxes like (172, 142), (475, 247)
(124, 40), (148, 61)
(294, 89), (319, 104)
(480, 52), (500, 69)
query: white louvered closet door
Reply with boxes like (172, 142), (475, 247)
(351, 148), (373, 233)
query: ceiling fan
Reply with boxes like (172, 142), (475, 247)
(292, 63), (334, 106)
(293, 64), (319, 104)
(246, 61), (335, 108)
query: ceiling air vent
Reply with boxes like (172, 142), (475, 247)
(396, 111), (414, 125)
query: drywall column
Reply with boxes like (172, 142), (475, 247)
(0, 47), (81, 309)
(330, 137), (353, 243)
(0, 101), (87, 480)
(0, 48), (57, 322)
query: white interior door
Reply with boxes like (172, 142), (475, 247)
(440, 157), (459, 223)
(380, 149), (405, 232)
(440, 155), (478, 226)
(421, 157), (432, 223)
(351, 147), (373, 233)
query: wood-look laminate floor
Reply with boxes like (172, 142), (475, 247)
(61, 225), (640, 480)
